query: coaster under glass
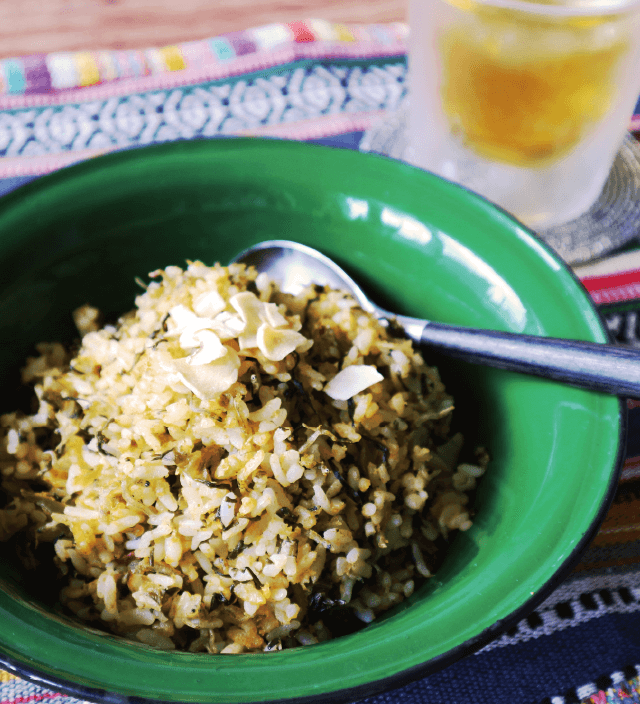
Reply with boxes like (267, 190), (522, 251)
(360, 109), (640, 267)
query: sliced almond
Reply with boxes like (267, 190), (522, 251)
(172, 346), (241, 399)
(193, 290), (226, 318)
(323, 365), (384, 401)
(257, 324), (308, 361)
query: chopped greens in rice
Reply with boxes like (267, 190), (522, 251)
(0, 260), (488, 653)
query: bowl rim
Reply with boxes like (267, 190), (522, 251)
(0, 137), (626, 704)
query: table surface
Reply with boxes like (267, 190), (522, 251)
(0, 0), (407, 59)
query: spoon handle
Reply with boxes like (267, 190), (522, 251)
(413, 320), (640, 398)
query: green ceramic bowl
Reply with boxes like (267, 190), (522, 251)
(0, 139), (623, 704)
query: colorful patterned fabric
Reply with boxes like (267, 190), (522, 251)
(0, 21), (407, 178)
(2, 19), (640, 704)
(0, 21), (407, 97)
(0, 58), (406, 177)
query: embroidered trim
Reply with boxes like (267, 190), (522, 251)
(0, 21), (408, 99)
(0, 61), (407, 177)
(479, 573), (640, 654)
(538, 664), (640, 704)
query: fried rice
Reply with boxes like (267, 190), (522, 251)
(0, 260), (487, 653)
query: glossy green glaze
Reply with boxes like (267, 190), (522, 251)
(0, 139), (622, 703)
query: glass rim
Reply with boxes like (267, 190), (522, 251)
(437, 0), (640, 17)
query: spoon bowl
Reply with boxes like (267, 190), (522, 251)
(233, 239), (640, 398)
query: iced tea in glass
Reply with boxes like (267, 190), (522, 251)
(407, 0), (640, 229)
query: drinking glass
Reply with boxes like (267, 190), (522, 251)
(406, 0), (640, 229)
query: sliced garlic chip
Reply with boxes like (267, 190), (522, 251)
(230, 292), (263, 349)
(323, 364), (384, 401)
(168, 305), (217, 350)
(186, 329), (227, 366)
(257, 324), (307, 361)
(209, 311), (245, 341)
(172, 346), (241, 399)
(167, 304), (199, 332)
(260, 302), (288, 329)
(193, 290), (226, 318)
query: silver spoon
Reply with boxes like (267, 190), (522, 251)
(232, 239), (640, 398)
